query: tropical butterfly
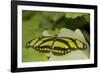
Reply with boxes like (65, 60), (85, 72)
(26, 36), (87, 56)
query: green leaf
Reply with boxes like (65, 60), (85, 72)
(83, 14), (90, 22)
(22, 10), (37, 20)
(42, 12), (65, 21)
(65, 12), (87, 19)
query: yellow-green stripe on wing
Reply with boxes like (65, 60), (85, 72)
(52, 40), (71, 56)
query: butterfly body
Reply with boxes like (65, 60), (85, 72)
(26, 36), (87, 56)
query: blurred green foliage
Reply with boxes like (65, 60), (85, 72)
(22, 10), (90, 62)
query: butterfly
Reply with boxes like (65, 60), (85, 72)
(26, 36), (87, 56)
